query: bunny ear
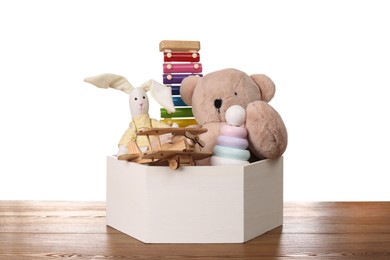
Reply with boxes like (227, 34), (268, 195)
(84, 73), (134, 94)
(140, 79), (152, 92)
(142, 79), (176, 114)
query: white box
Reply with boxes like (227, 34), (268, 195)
(106, 156), (283, 243)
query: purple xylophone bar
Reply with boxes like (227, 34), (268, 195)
(163, 73), (203, 84)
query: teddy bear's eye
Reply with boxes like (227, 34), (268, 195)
(143, 96), (146, 99)
(234, 92), (238, 96)
(134, 97), (138, 101)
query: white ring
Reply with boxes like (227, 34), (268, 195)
(210, 156), (250, 166)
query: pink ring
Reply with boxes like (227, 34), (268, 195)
(220, 125), (247, 139)
(217, 135), (248, 149)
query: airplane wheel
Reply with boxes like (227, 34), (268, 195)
(169, 158), (179, 170)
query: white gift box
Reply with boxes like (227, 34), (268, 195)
(106, 155), (283, 243)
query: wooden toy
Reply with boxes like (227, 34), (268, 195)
(117, 127), (212, 170)
(160, 40), (202, 127)
(159, 40), (200, 52)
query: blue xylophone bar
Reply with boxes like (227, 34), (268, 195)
(169, 85), (181, 95)
(172, 96), (188, 106)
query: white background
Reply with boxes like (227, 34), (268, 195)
(1, 0), (389, 201)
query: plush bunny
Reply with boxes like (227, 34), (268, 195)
(84, 73), (175, 156)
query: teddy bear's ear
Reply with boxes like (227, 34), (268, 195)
(250, 74), (276, 102)
(180, 75), (200, 106)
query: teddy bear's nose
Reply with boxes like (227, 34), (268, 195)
(214, 99), (222, 109)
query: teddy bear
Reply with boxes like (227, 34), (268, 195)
(180, 68), (287, 164)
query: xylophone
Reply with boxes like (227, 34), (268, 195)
(159, 40), (203, 127)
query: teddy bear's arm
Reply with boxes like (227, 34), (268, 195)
(246, 101), (288, 159)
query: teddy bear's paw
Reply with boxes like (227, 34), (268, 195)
(246, 101), (288, 159)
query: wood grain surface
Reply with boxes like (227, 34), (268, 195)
(1, 201), (389, 259)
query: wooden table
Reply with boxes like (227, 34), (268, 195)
(1, 201), (389, 259)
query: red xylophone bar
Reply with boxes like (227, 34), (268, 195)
(164, 52), (200, 62)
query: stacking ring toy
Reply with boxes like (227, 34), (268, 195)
(220, 125), (247, 139)
(213, 145), (250, 161)
(217, 135), (249, 150)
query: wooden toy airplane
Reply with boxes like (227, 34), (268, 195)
(117, 127), (212, 170)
